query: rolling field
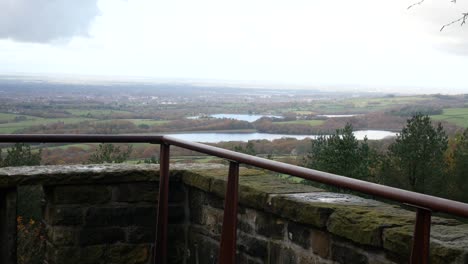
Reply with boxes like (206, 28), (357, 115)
(432, 108), (468, 128)
(0, 116), (96, 133)
(273, 120), (325, 126)
(67, 109), (134, 117)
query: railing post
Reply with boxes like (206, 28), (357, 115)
(219, 161), (240, 264)
(154, 143), (170, 264)
(410, 207), (432, 264)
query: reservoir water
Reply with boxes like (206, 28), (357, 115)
(189, 114), (282, 122)
(167, 130), (397, 143)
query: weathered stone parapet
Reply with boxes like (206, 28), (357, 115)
(2, 163), (468, 263)
(182, 167), (468, 264)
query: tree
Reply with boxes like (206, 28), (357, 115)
(1, 143), (42, 167)
(385, 114), (448, 194)
(234, 141), (256, 156)
(304, 123), (376, 183)
(448, 128), (468, 201)
(88, 143), (133, 164)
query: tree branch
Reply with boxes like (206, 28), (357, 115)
(440, 12), (468, 31)
(408, 0), (426, 10)
(408, 0), (467, 31)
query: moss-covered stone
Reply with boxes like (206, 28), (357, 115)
(268, 195), (335, 228)
(182, 171), (212, 192)
(327, 205), (414, 247)
(429, 224), (468, 264)
(383, 224), (468, 263)
(382, 225), (413, 258)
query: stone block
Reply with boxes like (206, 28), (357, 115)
(107, 244), (150, 264)
(112, 182), (158, 203)
(187, 232), (219, 264)
(79, 227), (125, 246)
(382, 225), (412, 258)
(85, 206), (135, 227)
(46, 205), (84, 225)
(255, 212), (285, 240)
(168, 204), (186, 224)
(127, 226), (155, 244)
(48, 185), (111, 205)
(132, 206), (157, 226)
(182, 172), (212, 192)
(287, 222), (310, 249)
(327, 205), (413, 247)
(80, 245), (107, 264)
(331, 242), (369, 264)
(48, 226), (78, 246)
(202, 206), (224, 237)
(268, 195), (334, 228)
(47, 246), (81, 264)
(268, 242), (298, 264)
(311, 230), (330, 259)
(237, 232), (269, 261)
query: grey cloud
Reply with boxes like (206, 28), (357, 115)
(0, 0), (100, 43)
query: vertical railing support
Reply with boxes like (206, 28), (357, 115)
(154, 143), (170, 264)
(410, 207), (432, 264)
(218, 161), (240, 264)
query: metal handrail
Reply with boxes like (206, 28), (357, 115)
(1, 134), (467, 264)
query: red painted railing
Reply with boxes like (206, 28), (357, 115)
(1, 134), (468, 264)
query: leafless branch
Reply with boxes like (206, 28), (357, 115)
(408, 0), (426, 10)
(408, 0), (467, 31)
(440, 12), (468, 31)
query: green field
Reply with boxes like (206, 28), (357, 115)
(119, 119), (169, 126)
(273, 120), (324, 126)
(0, 113), (43, 122)
(346, 96), (431, 111)
(0, 117), (95, 134)
(67, 109), (134, 117)
(42, 143), (94, 151)
(432, 108), (468, 128)
(92, 119), (169, 126)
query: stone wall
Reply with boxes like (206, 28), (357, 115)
(183, 168), (468, 264)
(1, 164), (468, 264)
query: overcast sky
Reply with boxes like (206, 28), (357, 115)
(0, 0), (467, 93)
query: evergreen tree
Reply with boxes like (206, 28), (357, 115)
(386, 114), (448, 194)
(88, 143), (133, 164)
(304, 123), (376, 182)
(1, 143), (42, 167)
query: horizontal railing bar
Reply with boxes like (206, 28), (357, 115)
(1, 134), (468, 219)
(164, 136), (468, 219)
(0, 134), (164, 144)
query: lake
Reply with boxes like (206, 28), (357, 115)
(167, 130), (397, 143)
(188, 114), (282, 122)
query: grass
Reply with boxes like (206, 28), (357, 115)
(0, 113), (43, 122)
(432, 108), (468, 128)
(91, 119), (169, 126)
(0, 117), (95, 134)
(42, 143), (94, 151)
(291, 111), (316, 115)
(273, 120), (324, 126)
(117, 119), (169, 126)
(346, 96), (431, 111)
(66, 109), (133, 117)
